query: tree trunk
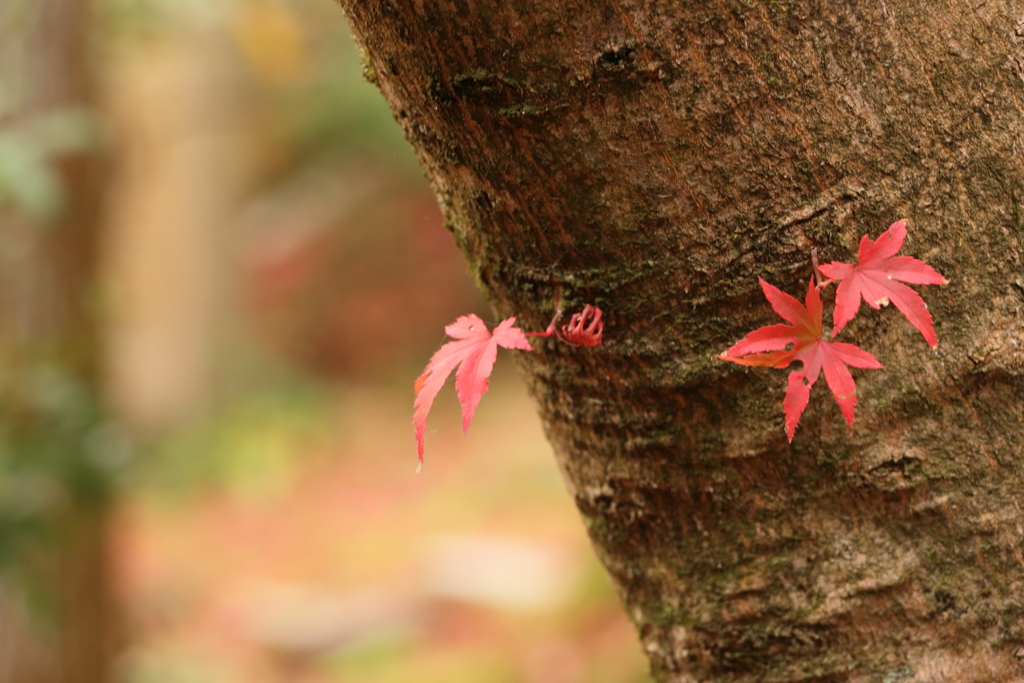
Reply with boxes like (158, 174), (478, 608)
(339, 1), (1024, 681)
(0, 1), (118, 682)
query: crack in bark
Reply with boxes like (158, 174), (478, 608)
(776, 179), (866, 229)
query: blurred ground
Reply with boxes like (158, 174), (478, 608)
(114, 371), (651, 683)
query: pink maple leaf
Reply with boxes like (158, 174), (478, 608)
(719, 278), (883, 441)
(818, 219), (948, 346)
(413, 314), (532, 467)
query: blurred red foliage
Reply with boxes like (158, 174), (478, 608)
(242, 162), (484, 380)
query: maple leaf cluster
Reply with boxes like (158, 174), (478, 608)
(720, 220), (947, 441)
(412, 220), (944, 460)
(413, 307), (603, 468)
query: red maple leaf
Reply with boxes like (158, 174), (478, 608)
(719, 278), (883, 441)
(818, 219), (948, 346)
(413, 314), (532, 467)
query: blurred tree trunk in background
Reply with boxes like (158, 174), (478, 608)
(0, 0), (118, 682)
(340, 1), (1024, 681)
(104, 34), (248, 436)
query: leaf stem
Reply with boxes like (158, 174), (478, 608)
(525, 309), (562, 337)
(811, 248), (833, 289)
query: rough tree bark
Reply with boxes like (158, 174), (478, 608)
(339, 1), (1024, 681)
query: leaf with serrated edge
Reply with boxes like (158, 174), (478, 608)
(413, 315), (532, 467)
(720, 278), (883, 441)
(819, 220), (947, 346)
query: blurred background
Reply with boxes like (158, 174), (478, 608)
(0, 1), (651, 682)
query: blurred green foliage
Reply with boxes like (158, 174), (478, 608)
(0, 364), (133, 626)
(0, 107), (99, 222)
(0, 0), (100, 224)
(287, 34), (419, 168)
(140, 376), (329, 501)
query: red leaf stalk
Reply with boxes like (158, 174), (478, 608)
(527, 305), (604, 347)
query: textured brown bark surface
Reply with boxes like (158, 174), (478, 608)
(339, 1), (1024, 681)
